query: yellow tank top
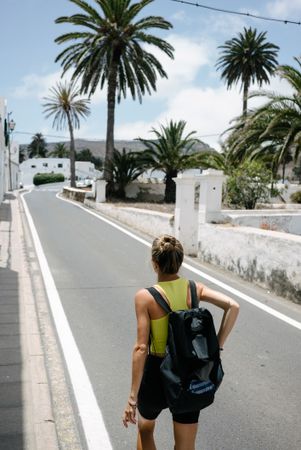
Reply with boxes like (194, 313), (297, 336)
(150, 278), (189, 355)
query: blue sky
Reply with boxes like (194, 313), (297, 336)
(1, 0), (301, 149)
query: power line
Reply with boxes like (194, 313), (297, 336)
(170, 0), (301, 26)
(14, 130), (69, 140)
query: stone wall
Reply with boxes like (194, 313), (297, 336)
(226, 211), (301, 235)
(198, 224), (301, 303)
(125, 180), (165, 202)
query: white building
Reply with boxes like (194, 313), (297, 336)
(20, 158), (100, 186)
(0, 97), (19, 202)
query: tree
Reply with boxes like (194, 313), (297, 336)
(43, 81), (90, 187)
(54, 0), (174, 187)
(226, 160), (271, 209)
(216, 27), (279, 116)
(28, 133), (48, 158)
(139, 120), (201, 203)
(227, 58), (301, 177)
(48, 142), (70, 158)
(109, 148), (145, 199)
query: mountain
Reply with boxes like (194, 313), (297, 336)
(20, 138), (214, 160)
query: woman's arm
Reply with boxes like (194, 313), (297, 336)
(197, 283), (240, 349)
(123, 290), (150, 428)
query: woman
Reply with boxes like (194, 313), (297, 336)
(122, 235), (239, 450)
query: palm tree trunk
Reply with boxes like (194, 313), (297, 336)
(104, 59), (118, 188)
(164, 169), (178, 203)
(67, 113), (76, 188)
(242, 80), (249, 117)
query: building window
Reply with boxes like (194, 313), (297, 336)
(58, 163), (63, 168)
(31, 165), (36, 168)
(43, 163), (48, 167)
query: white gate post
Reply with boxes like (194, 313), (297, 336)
(173, 174), (198, 255)
(198, 169), (225, 224)
(96, 180), (107, 203)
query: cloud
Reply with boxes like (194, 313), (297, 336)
(12, 71), (65, 100)
(145, 34), (212, 100)
(12, 70), (106, 104)
(266, 0), (301, 17)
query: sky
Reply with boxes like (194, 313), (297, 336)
(1, 0), (301, 150)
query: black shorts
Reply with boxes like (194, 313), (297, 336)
(137, 355), (200, 424)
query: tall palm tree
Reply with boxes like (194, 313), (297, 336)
(54, 0), (174, 187)
(43, 81), (90, 187)
(216, 27), (279, 116)
(139, 120), (200, 203)
(28, 133), (48, 158)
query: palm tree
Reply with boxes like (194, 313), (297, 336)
(48, 142), (70, 158)
(216, 27), (279, 116)
(43, 81), (90, 187)
(54, 0), (174, 187)
(139, 120), (201, 203)
(228, 58), (301, 178)
(109, 148), (145, 198)
(28, 133), (48, 158)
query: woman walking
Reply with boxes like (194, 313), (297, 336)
(122, 235), (239, 450)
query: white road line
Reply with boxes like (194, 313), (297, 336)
(57, 194), (301, 332)
(21, 192), (113, 450)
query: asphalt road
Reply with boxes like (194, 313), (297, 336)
(23, 185), (301, 450)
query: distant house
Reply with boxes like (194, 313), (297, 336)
(20, 158), (101, 186)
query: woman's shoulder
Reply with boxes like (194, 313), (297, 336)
(134, 288), (155, 304)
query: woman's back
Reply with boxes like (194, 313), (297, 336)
(149, 277), (190, 355)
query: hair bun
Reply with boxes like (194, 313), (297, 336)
(160, 236), (176, 252)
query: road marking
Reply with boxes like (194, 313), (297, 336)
(57, 194), (301, 332)
(21, 192), (113, 450)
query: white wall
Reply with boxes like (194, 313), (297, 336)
(0, 98), (6, 203)
(84, 200), (174, 237)
(197, 224), (301, 303)
(227, 210), (301, 235)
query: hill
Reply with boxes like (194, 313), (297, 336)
(20, 138), (214, 160)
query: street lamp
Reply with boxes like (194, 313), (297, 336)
(5, 113), (16, 191)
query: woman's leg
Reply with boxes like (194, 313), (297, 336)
(173, 421), (198, 450)
(137, 415), (156, 450)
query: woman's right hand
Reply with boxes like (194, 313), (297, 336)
(122, 399), (137, 428)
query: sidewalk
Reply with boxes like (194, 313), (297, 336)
(0, 192), (59, 449)
(0, 192), (81, 450)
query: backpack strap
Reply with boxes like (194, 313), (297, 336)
(189, 280), (199, 309)
(146, 287), (172, 314)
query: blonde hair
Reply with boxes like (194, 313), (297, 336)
(151, 235), (184, 274)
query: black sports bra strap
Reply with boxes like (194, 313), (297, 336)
(146, 287), (172, 314)
(189, 280), (199, 308)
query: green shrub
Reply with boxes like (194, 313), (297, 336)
(290, 191), (301, 203)
(33, 173), (65, 186)
(225, 160), (271, 209)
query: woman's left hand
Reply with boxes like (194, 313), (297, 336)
(122, 399), (137, 428)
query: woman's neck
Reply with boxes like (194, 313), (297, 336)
(157, 273), (179, 282)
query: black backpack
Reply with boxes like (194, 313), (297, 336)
(147, 280), (224, 414)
